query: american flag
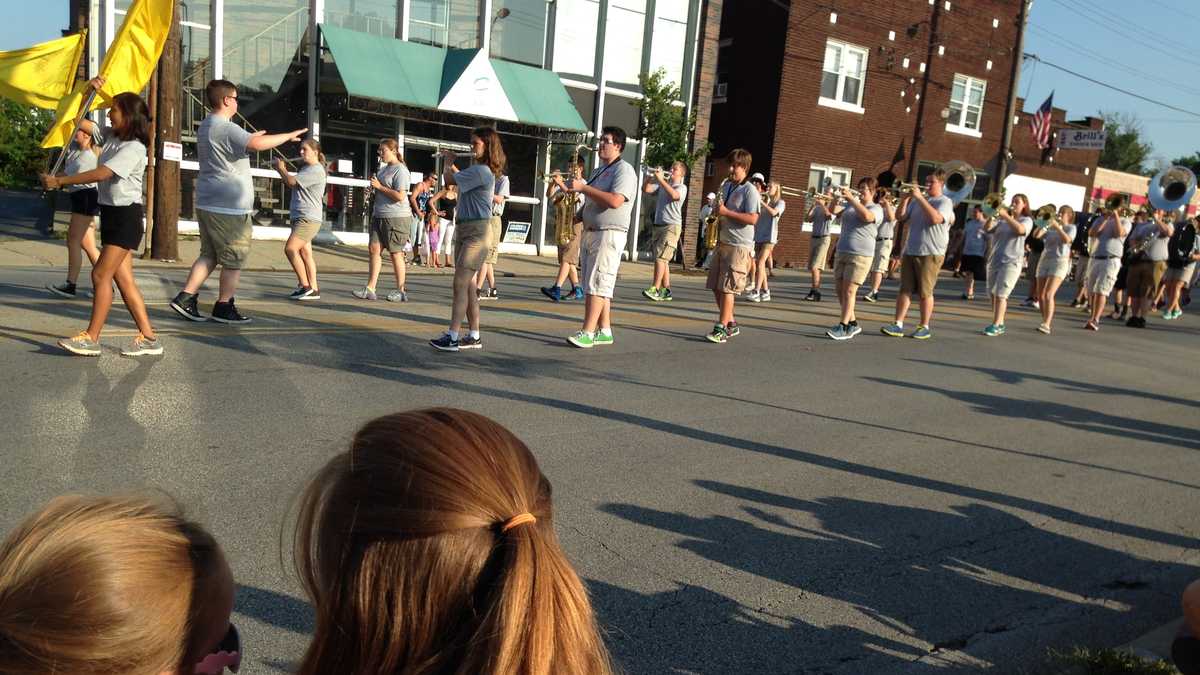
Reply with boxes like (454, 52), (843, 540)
(1030, 92), (1054, 150)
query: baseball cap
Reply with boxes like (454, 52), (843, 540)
(706, 192), (716, 200)
(749, 172), (766, 184)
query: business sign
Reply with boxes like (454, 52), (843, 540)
(1056, 129), (1107, 151)
(502, 221), (531, 244)
(161, 141), (183, 162)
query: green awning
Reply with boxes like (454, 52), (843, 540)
(321, 25), (587, 133)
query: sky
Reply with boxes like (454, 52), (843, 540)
(5, 0), (1198, 167)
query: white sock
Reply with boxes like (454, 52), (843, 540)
(448, 330), (460, 341)
(894, 321), (903, 328)
(598, 327), (612, 337)
(469, 330), (480, 339)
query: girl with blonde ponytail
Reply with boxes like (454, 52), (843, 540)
(292, 408), (614, 675)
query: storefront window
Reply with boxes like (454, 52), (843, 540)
(601, 94), (641, 140)
(604, 0), (646, 85)
(179, 0), (212, 26)
(409, 0), (480, 49)
(324, 0), (400, 38)
(552, 0), (599, 78)
(490, 0), (549, 66)
(566, 86), (597, 130)
(180, 18), (211, 160)
(648, 0), (688, 91)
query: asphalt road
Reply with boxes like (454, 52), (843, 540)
(1, 263), (1198, 674)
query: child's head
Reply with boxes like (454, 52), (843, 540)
(293, 408), (613, 675)
(0, 494), (237, 675)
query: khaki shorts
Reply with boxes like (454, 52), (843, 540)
(1165, 263), (1196, 283)
(484, 215), (502, 265)
(833, 252), (873, 286)
(1085, 257), (1121, 296)
(871, 238), (893, 274)
(755, 241), (775, 261)
(808, 235), (831, 271)
(197, 210), (253, 270)
(706, 242), (752, 295)
(581, 228), (627, 299)
(369, 216), (411, 254)
(1126, 260), (1166, 299)
(986, 260), (1021, 299)
(651, 224), (682, 261)
(899, 254), (944, 298)
(1036, 255), (1071, 280)
(291, 217), (322, 242)
(557, 222), (582, 267)
(453, 218), (490, 271)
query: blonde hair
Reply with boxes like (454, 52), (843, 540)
(293, 408), (614, 675)
(1058, 204), (1075, 224)
(767, 182), (781, 203)
(0, 494), (229, 675)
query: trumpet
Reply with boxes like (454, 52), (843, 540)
(1033, 204), (1057, 230)
(642, 165), (667, 175)
(980, 191), (1007, 218)
(536, 170), (573, 183)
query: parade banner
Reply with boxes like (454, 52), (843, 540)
(0, 32), (86, 110)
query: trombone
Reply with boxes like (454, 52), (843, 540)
(778, 185), (804, 197)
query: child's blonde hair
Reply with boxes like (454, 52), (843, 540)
(0, 494), (231, 675)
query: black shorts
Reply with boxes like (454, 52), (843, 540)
(1114, 263), (1129, 291)
(69, 188), (100, 216)
(960, 254), (987, 280)
(99, 203), (144, 250)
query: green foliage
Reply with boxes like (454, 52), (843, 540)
(1049, 646), (1178, 675)
(635, 68), (710, 170)
(1097, 111), (1154, 176)
(0, 99), (53, 189)
(1169, 151), (1200, 175)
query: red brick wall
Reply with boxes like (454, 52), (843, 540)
(682, 0), (725, 266)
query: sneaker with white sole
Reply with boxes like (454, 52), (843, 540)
(58, 331), (101, 356)
(826, 323), (850, 340)
(593, 332), (614, 346)
(386, 290), (408, 302)
(121, 333), (163, 356)
(352, 287), (378, 300)
(846, 322), (862, 338)
(567, 331), (595, 348)
(430, 333), (459, 351)
(459, 335), (483, 350)
(47, 281), (78, 298)
(746, 290), (761, 302)
(297, 288), (320, 301)
(288, 285), (309, 299)
(862, 291), (878, 303)
(211, 299), (251, 324)
(170, 292), (206, 322)
(705, 324), (728, 343)
(760, 291), (771, 302)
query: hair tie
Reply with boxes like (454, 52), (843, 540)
(500, 512), (536, 533)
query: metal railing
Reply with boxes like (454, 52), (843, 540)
(184, 6), (308, 92)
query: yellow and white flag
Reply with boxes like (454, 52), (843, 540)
(0, 32), (86, 110)
(42, 0), (174, 148)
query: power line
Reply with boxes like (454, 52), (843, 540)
(1024, 53), (1200, 119)
(1143, 0), (1200, 23)
(1045, 0), (1200, 69)
(1027, 23), (1200, 97)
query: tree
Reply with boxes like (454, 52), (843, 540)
(1096, 111), (1153, 175)
(635, 68), (710, 168)
(0, 100), (53, 189)
(1169, 151), (1200, 175)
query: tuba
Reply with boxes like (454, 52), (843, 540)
(704, 181), (727, 250)
(1148, 165), (1198, 213)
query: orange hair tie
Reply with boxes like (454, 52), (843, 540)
(500, 512), (537, 533)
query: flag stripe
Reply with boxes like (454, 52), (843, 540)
(1030, 92), (1054, 150)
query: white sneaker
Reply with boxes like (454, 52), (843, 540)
(760, 291), (771, 302)
(746, 290), (761, 302)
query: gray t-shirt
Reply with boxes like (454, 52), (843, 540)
(453, 164), (496, 221)
(1096, 217), (1129, 257)
(754, 199), (785, 243)
(989, 216), (1031, 266)
(1132, 221), (1173, 261)
(196, 115), (253, 214)
(372, 163), (411, 218)
(1042, 223), (1076, 261)
(877, 217), (896, 240)
(719, 180), (760, 248)
(903, 194), (957, 256)
(652, 181), (687, 226)
(962, 218), (987, 256)
(836, 203), (885, 257)
(491, 174), (510, 216)
(97, 135), (147, 207)
(582, 160), (637, 232)
(810, 205), (832, 236)
(64, 136), (101, 192)
(289, 164), (327, 223)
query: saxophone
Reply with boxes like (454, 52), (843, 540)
(704, 180), (727, 250)
(553, 190), (579, 246)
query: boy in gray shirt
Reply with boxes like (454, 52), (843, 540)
(704, 149), (760, 343)
(171, 79), (305, 324)
(642, 161), (687, 302)
(880, 168), (957, 340)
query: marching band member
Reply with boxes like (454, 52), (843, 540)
(541, 160), (585, 302)
(642, 161), (688, 302)
(430, 127), (504, 352)
(862, 191), (897, 303)
(477, 173), (510, 301)
(1021, 219), (1045, 309)
(958, 204), (988, 300)
(880, 169), (956, 339)
(1033, 205), (1077, 334)
(699, 192), (718, 268)
(704, 149), (760, 343)
(273, 138), (327, 300)
(827, 177), (883, 340)
(1125, 208), (1174, 327)
(350, 139), (412, 302)
(804, 186), (836, 301)
(1162, 214), (1200, 319)
(1070, 208), (1100, 309)
(980, 194), (1031, 336)
(1083, 208), (1130, 331)
(563, 127), (637, 349)
(749, 181), (785, 302)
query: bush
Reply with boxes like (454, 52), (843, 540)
(0, 99), (54, 189)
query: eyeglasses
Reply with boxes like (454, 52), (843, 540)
(194, 624), (241, 675)
(597, 138), (617, 146)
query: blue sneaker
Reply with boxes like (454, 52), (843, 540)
(570, 286), (584, 300)
(997, 324), (1006, 335)
(881, 323), (905, 337)
(826, 323), (850, 340)
(541, 285), (562, 302)
(430, 333), (459, 352)
(908, 326), (932, 340)
(983, 324), (1001, 337)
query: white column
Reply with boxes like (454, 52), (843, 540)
(481, 0), (493, 53)
(400, 0), (411, 40)
(307, 0), (322, 135)
(536, 140), (550, 254)
(212, 0), (224, 78)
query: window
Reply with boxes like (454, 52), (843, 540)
(604, 0), (647, 85)
(648, 0), (689, 90)
(819, 40), (867, 113)
(409, 0), (480, 48)
(552, 0), (599, 77)
(491, 0), (549, 66)
(947, 74), (986, 136)
(809, 164), (852, 192)
(325, 0), (400, 37)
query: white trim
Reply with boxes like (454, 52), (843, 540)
(212, 0), (224, 78)
(400, 0), (410, 40)
(605, 87), (644, 100)
(560, 77), (599, 91)
(177, 220), (370, 245)
(817, 97), (865, 115)
(945, 123), (983, 138)
(180, 20), (212, 29)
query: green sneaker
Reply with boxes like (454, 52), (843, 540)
(705, 324), (728, 343)
(983, 324), (1001, 337)
(642, 286), (660, 301)
(593, 331), (614, 346)
(567, 331), (595, 348)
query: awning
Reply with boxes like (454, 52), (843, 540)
(321, 25), (587, 133)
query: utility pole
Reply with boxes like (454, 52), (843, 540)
(995, 0), (1030, 193)
(150, 5), (181, 260)
(906, 0), (941, 182)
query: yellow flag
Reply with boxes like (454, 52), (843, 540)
(41, 0), (174, 148)
(0, 32), (86, 110)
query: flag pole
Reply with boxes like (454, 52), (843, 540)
(47, 87), (100, 177)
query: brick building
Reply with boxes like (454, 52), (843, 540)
(700, 0), (1103, 267)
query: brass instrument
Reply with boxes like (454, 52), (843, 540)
(642, 165), (667, 176)
(1033, 204), (1057, 230)
(898, 160), (977, 206)
(805, 187), (833, 203)
(1103, 193), (1131, 217)
(1148, 165), (1198, 212)
(704, 180), (727, 250)
(779, 185), (804, 197)
(552, 190), (580, 247)
(980, 191), (1007, 218)
(536, 170), (570, 183)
